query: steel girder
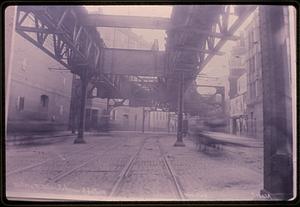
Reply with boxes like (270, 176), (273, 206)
(197, 5), (257, 72)
(166, 5), (257, 75)
(183, 83), (225, 116)
(165, 5), (257, 106)
(14, 5), (255, 112)
(15, 6), (121, 94)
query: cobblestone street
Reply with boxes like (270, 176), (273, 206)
(6, 132), (263, 201)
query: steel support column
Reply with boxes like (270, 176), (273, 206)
(174, 73), (185, 147)
(74, 72), (88, 144)
(167, 112), (171, 133)
(259, 6), (293, 199)
(69, 75), (79, 134)
(142, 107), (145, 133)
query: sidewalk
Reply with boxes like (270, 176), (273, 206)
(5, 130), (176, 146)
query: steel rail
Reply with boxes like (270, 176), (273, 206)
(48, 142), (122, 183)
(6, 139), (101, 177)
(157, 138), (186, 200)
(107, 137), (148, 198)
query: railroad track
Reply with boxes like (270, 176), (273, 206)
(108, 137), (149, 198)
(156, 138), (186, 200)
(45, 142), (122, 183)
(6, 138), (116, 177)
(8, 135), (186, 200)
(108, 136), (186, 200)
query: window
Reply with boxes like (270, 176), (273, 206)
(59, 105), (64, 115)
(249, 82), (255, 100)
(63, 77), (66, 86)
(253, 83), (255, 98)
(92, 88), (97, 96)
(255, 80), (259, 98)
(215, 93), (222, 103)
(40, 95), (49, 108)
(21, 58), (27, 71)
(252, 55), (256, 75)
(248, 31), (253, 49)
(112, 110), (116, 121)
(17, 96), (25, 111)
(240, 32), (245, 47)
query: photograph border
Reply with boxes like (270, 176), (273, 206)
(1, 0), (299, 206)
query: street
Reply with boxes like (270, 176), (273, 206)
(6, 131), (263, 201)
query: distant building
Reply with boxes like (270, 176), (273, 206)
(110, 107), (148, 131)
(110, 107), (174, 132)
(70, 10), (168, 132)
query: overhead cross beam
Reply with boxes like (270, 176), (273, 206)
(174, 46), (225, 56)
(169, 26), (239, 40)
(83, 14), (171, 30)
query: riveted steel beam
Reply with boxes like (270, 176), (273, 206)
(174, 46), (225, 56)
(169, 27), (239, 40)
(198, 5), (257, 72)
(84, 14), (171, 30)
(15, 6), (121, 93)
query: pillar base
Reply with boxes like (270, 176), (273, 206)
(174, 141), (185, 147)
(260, 189), (293, 200)
(74, 138), (86, 144)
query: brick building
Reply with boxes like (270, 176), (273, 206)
(6, 7), (74, 134)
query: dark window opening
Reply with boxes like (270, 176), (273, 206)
(112, 110), (116, 121)
(17, 96), (25, 111)
(41, 95), (49, 108)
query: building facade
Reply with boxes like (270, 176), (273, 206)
(227, 12), (263, 139)
(229, 73), (247, 135)
(227, 30), (248, 136)
(110, 107), (173, 132)
(6, 8), (73, 134)
(244, 10), (264, 139)
(227, 7), (294, 141)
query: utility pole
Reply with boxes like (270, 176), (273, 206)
(142, 107), (145, 133)
(74, 71), (88, 144)
(174, 72), (185, 147)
